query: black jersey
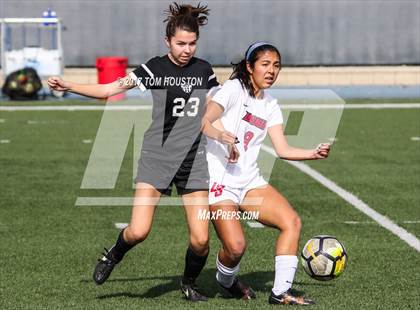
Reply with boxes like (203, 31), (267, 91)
(130, 55), (219, 161)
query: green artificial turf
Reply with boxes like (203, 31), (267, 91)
(0, 101), (419, 309)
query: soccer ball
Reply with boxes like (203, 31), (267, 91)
(301, 235), (347, 281)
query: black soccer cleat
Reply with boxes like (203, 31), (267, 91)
(219, 278), (256, 300)
(180, 280), (209, 302)
(269, 289), (315, 306)
(93, 247), (118, 285)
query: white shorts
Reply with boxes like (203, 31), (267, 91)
(208, 175), (268, 205)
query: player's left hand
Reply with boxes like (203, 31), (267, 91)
(47, 76), (70, 91)
(226, 144), (240, 163)
(313, 142), (331, 159)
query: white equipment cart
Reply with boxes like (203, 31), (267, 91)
(0, 17), (63, 78)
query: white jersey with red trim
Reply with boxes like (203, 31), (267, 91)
(206, 78), (283, 189)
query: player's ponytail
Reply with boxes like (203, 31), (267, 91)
(164, 2), (209, 39)
(230, 42), (281, 98)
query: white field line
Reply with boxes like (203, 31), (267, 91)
(1, 103), (420, 111)
(115, 223), (129, 229)
(246, 221), (265, 228)
(261, 144), (420, 252)
(344, 220), (420, 224)
(279, 103), (420, 109)
(0, 105), (152, 111)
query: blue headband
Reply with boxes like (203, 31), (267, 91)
(245, 41), (272, 61)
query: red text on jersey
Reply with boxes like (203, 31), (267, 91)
(242, 111), (267, 130)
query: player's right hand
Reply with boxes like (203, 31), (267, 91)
(47, 76), (70, 91)
(313, 142), (331, 159)
(218, 131), (237, 145)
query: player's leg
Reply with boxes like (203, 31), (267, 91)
(241, 184), (314, 305)
(123, 182), (160, 243)
(179, 190), (210, 301)
(242, 184), (301, 254)
(93, 182), (160, 285)
(210, 201), (256, 299)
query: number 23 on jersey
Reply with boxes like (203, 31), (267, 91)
(172, 97), (200, 117)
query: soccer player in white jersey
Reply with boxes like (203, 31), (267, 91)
(48, 3), (219, 302)
(202, 42), (331, 305)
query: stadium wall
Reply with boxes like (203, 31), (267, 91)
(0, 0), (419, 67)
(1, 66), (419, 88)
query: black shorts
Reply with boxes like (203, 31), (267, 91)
(135, 150), (209, 196)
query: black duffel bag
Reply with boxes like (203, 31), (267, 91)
(2, 67), (42, 100)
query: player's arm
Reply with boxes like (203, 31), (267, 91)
(201, 100), (237, 144)
(205, 85), (226, 132)
(202, 100), (239, 163)
(47, 75), (135, 99)
(268, 124), (330, 160)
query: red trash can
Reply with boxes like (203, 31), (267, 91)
(96, 56), (128, 101)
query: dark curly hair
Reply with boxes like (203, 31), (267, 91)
(164, 2), (210, 39)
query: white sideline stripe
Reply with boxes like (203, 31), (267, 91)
(410, 137), (420, 141)
(261, 144), (420, 252)
(345, 220), (420, 224)
(247, 221), (265, 228)
(115, 223), (129, 229)
(0, 139), (10, 143)
(0, 105), (152, 111)
(279, 103), (420, 109)
(1, 103), (420, 111)
(344, 221), (374, 224)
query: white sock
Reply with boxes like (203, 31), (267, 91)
(216, 255), (240, 288)
(272, 255), (298, 295)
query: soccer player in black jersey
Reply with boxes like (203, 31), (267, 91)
(48, 3), (231, 302)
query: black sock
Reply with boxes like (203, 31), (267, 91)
(108, 229), (135, 263)
(182, 246), (209, 284)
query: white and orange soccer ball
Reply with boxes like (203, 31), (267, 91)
(301, 235), (347, 281)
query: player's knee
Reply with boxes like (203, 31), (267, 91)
(127, 226), (150, 243)
(286, 213), (302, 235)
(190, 234), (209, 254)
(225, 240), (246, 261)
(278, 213), (301, 235)
(294, 215), (302, 232)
